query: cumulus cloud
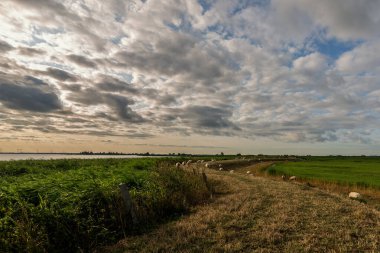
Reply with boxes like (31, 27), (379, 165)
(0, 0), (379, 153)
(293, 53), (328, 73)
(336, 41), (380, 74)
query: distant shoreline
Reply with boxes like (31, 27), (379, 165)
(0, 152), (162, 156)
(0, 153), (378, 157)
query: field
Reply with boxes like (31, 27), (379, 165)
(1, 156), (379, 252)
(267, 156), (380, 189)
(0, 158), (213, 252)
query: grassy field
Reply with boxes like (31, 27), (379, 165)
(2, 156), (379, 252)
(266, 157), (380, 189)
(0, 158), (214, 252)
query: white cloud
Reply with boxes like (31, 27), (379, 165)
(293, 53), (328, 73)
(0, 0), (379, 154)
(336, 41), (380, 74)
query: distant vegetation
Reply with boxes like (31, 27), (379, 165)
(0, 158), (214, 252)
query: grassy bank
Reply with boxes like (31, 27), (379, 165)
(0, 158), (213, 252)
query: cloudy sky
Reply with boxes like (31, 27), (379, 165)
(0, 0), (379, 155)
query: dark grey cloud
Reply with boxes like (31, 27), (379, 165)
(0, 40), (13, 52)
(95, 76), (137, 94)
(104, 93), (145, 123)
(67, 54), (97, 68)
(158, 105), (240, 136)
(67, 87), (104, 106)
(140, 88), (177, 106)
(60, 83), (82, 92)
(0, 74), (62, 112)
(45, 68), (77, 82)
(18, 47), (45, 56)
(185, 106), (239, 129)
(67, 88), (145, 123)
(24, 76), (48, 86)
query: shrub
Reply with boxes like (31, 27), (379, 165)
(267, 166), (277, 175)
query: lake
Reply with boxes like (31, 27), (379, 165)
(0, 154), (148, 161)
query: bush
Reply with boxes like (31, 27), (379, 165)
(267, 166), (277, 175)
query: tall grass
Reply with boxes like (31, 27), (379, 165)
(0, 158), (213, 252)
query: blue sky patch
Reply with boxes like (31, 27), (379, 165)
(230, 0), (270, 16)
(197, 0), (213, 14)
(312, 38), (361, 59)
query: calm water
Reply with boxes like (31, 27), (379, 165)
(0, 154), (146, 161)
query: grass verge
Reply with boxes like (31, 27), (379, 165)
(253, 158), (380, 210)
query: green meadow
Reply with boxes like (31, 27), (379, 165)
(268, 157), (380, 188)
(0, 158), (213, 252)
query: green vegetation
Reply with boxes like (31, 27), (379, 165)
(268, 157), (380, 188)
(0, 158), (213, 252)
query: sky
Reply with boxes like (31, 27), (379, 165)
(0, 0), (379, 155)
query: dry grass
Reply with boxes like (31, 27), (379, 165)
(104, 163), (380, 253)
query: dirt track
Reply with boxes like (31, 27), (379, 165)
(109, 163), (380, 252)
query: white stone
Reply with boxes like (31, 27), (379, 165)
(349, 192), (361, 199)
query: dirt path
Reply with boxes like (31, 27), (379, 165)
(109, 165), (380, 252)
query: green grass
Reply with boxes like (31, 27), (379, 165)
(0, 158), (213, 252)
(268, 157), (380, 188)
